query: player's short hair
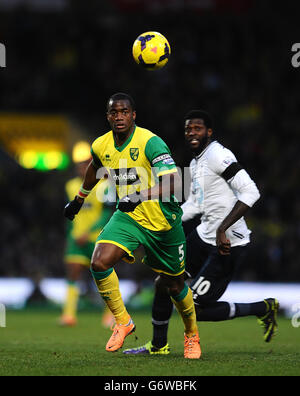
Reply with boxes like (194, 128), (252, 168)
(184, 110), (213, 129)
(107, 93), (136, 111)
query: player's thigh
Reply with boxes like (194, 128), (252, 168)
(159, 272), (185, 296)
(91, 242), (129, 271)
(185, 230), (211, 278)
(189, 250), (236, 305)
(95, 210), (141, 267)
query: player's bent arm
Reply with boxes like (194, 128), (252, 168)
(228, 169), (261, 208)
(140, 171), (180, 201)
(118, 172), (179, 213)
(219, 168), (260, 232)
(217, 201), (251, 234)
(216, 200), (250, 255)
(217, 167), (261, 254)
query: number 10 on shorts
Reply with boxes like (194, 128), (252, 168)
(192, 277), (211, 297)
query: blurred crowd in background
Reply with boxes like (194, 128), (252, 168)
(0, 0), (299, 283)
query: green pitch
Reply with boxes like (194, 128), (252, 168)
(0, 309), (299, 376)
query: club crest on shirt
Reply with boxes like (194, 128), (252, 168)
(130, 148), (139, 161)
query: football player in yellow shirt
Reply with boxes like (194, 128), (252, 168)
(64, 93), (201, 359)
(60, 142), (114, 327)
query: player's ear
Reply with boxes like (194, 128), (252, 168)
(132, 111), (137, 121)
(208, 128), (213, 138)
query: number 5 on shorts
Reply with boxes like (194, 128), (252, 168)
(179, 244), (185, 262)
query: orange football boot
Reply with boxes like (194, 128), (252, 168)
(106, 318), (136, 352)
(184, 332), (201, 359)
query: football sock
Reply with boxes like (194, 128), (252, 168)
(234, 301), (268, 318)
(152, 288), (173, 348)
(91, 268), (130, 325)
(195, 302), (231, 321)
(171, 284), (198, 337)
(63, 281), (80, 319)
(195, 301), (268, 321)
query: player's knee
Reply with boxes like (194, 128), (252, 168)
(160, 275), (185, 297)
(91, 253), (112, 273)
(91, 261), (106, 273)
(168, 283), (184, 298)
(91, 244), (116, 273)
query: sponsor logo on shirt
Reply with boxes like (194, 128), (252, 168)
(111, 168), (141, 185)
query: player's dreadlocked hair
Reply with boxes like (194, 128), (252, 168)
(107, 93), (136, 111)
(184, 110), (213, 129)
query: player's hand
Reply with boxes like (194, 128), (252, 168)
(64, 196), (84, 221)
(118, 192), (142, 213)
(216, 228), (231, 255)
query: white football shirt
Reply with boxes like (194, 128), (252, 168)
(181, 141), (260, 247)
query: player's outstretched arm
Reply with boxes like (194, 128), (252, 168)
(81, 160), (101, 192)
(64, 161), (101, 221)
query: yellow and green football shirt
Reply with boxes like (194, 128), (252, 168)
(65, 177), (111, 242)
(91, 125), (182, 232)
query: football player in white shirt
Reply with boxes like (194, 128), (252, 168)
(124, 110), (279, 356)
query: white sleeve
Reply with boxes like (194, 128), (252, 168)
(208, 146), (238, 176)
(181, 196), (201, 222)
(228, 169), (261, 208)
(181, 159), (202, 222)
(208, 144), (260, 207)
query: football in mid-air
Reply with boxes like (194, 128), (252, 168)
(132, 31), (171, 70)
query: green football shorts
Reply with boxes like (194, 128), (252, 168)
(65, 237), (95, 267)
(96, 210), (186, 276)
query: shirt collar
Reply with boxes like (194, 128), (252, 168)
(194, 140), (217, 160)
